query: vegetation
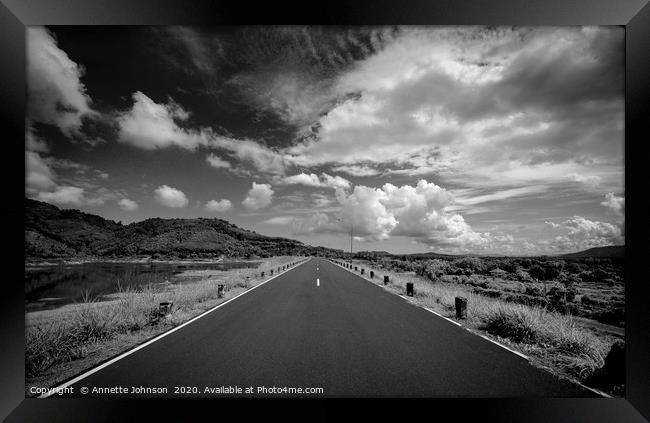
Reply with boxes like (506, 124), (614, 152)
(25, 256), (302, 392)
(352, 253), (624, 327)
(343, 255), (624, 395)
(26, 199), (342, 260)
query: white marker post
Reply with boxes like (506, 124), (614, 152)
(317, 278), (320, 287)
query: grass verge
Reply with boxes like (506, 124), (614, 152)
(25, 256), (303, 395)
(339, 259), (619, 396)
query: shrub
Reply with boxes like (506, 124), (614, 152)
(482, 306), (543, 343)
(529, 265), (546, 281)
(579, 271), (593, 282)
(565, 262), (584, 274)
(453, 257), (487, 274)
(591, 268), (611, 280)
(544, 266), (561, 281)
(525, 284), (543, 296)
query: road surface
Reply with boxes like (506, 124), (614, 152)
(53, 258), (595, 397)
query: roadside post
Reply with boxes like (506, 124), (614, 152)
(217, 284), (225, 298)
(159, 301), (173, 316)
(406, 282), (414, 296)
(455, 296), (468, 319)
(361, 269), (365, 275)
(384, 275), (389, 285)
(370, 271), (374, 278)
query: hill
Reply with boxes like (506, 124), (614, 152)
(25, 199), (341, 260)
(560, 245), (625, 258)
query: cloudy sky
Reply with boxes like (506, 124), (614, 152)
(25, 26), (624, 255)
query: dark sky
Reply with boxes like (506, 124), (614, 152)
(26, 26), (624, 254)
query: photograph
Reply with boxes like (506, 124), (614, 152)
(23, 25), (626, 399)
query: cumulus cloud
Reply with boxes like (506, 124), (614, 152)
(205, 199), (232, 212)
(27, 150), (122, 207)
(154, 185), (189, 208)
(26, 125), (50, 153)
(26, 151), (56, 192)
(312, 193), (333, 208)
(242, 182), (274, 210)
(118, 198), (139, 211)
(27, 27), (96, 137)
(36, 186), (86, 206)
(262, 216), (295, 225)
(601, 192), (624, 215)
(117, 91), (210, 150)
(205, 153), (231, 169)
(569, 173), (601, 187)
(116, 92), (288, 174)
(277, 172), (351, 190)
(331, 164), (382, 177)
(288, 179), (498, 251)
(209, 137), (287, 175)
(546, 216), (623, 251)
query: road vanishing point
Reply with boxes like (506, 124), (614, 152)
(51, 258), (595, 398)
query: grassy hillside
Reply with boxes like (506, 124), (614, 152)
(25, 199), (339, 260)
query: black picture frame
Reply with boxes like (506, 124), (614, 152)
(1, 0), (648, 421)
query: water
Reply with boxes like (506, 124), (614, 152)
(25, 261), (259, 311)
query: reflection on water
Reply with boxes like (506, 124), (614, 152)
(25, 261), (259, 311)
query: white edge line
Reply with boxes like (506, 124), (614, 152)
(475, 333), (529, 360)
(39, 257), (312, 398)
(328, 260), (611, 398)
(576, 383), (613, 398)
(423, 307), (463, 327)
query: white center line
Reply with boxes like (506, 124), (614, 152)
(317, 278), (320, 286)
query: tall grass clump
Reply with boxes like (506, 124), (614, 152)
(482, 305), (544, 343)
(26, 304), (121, 378)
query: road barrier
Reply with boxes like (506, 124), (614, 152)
(406, 282), (414, 297)
(217, 284), (225, 298)
(159, 301), (173, 316)
(384, 275), (389, 285)
(370, 271), (374, 278)
(455, 296), (467, 319)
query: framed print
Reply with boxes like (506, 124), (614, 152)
(1, 0), (648, 421)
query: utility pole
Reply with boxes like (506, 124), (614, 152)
(337, 216), (353, 263)
(350, 221), (353, 256)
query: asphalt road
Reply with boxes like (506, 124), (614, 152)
(55, 258), (595, 397)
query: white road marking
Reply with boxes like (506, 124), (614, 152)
(424, 307), (462, 327)
(38, 258), (312, 398)
(474, 332), (529, 360)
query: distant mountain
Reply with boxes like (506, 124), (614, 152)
(403, 251), (454, 259)
(25, 199), (341, 261)
(560, 245), (624, 258)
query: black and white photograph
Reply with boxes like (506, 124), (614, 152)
(24, 25), (626, 399)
